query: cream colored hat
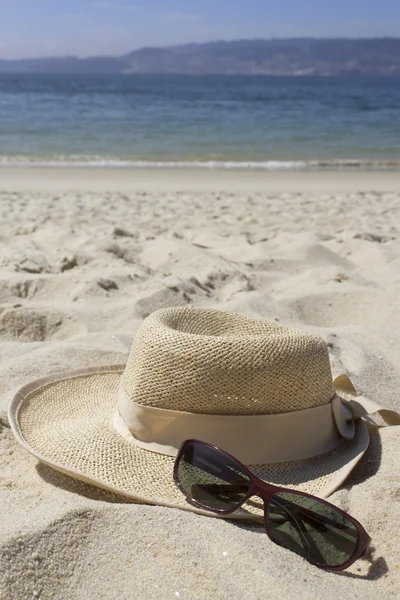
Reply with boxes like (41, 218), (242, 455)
(8, 307), (400, 519)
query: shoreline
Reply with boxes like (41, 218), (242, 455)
(1, 166), (400, 193)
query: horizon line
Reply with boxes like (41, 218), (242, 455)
(1, 35), (400, 62)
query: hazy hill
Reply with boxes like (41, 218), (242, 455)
(1, 38), (400, 75)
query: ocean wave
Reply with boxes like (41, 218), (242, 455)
(0, 155), (400, 170)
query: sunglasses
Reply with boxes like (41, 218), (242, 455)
(173, 439), (371, 571)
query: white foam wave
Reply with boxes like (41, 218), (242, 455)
(0, 155), (399, 170)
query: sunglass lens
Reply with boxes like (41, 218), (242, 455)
(177, 442), (252, 511)
(267, 492), (359, 568)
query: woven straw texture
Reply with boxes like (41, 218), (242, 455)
(122, 307), (335, 415)
(14, 370), (367, 517)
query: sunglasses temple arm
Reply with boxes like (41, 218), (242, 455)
(195, 484), (323, 561)
(269, 499), (327, 564)
(274, 497), (359, 540)
(194, 484), (320, 559)
(192, 457), (250, 485)
(193, 483), (250, 494)
(360, 534), (372, 557)
(198, 484), (358, 541)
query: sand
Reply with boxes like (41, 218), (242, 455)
(0, 168), (399, 599)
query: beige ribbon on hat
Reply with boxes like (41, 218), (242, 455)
(113, 374), (400, 464)
(333, 374), (400, 429)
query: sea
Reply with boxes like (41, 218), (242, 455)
(1, 73), (400, 169)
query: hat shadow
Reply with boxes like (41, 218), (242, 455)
(35, 462), (136, 504)
(339, 427), (383, 490)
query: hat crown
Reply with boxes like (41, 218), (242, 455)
(122, 307), (334, 415)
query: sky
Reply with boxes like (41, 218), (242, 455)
(0, 0), (400, 59)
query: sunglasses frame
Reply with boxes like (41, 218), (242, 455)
(173, 439), (371, 571)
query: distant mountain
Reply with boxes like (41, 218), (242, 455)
(1, 38), (400, 76)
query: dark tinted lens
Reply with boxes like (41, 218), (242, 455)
(177, 442), (252, 511)
(267, 492), (359, 567)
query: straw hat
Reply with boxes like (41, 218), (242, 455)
(8, 307), (400, 519)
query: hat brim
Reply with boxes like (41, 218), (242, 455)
(8, 365), (370, 520)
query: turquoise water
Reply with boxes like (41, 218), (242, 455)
(1, 74), (400, 168)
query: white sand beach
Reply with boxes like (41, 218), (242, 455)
(1, 168), (400, 599)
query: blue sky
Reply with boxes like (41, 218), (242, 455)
(1, 0), (400, 59)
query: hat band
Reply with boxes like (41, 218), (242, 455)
(113, 384), (354, 464)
